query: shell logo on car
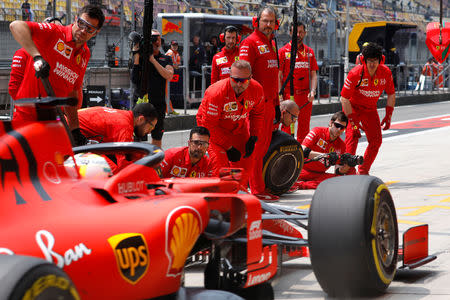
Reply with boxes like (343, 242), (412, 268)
(166, 206), (202, 277)
(108, 233), (149, 284)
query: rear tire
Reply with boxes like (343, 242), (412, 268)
(308, 175), (398, 297)
(263, 130), (303, 195)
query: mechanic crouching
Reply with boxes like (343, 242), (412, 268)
(291, 111), (362, 191)
(159, 126), (213, 178)
(77, 103), (158, 174)
(196, 60), (265, 191)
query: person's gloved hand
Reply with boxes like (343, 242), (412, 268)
(275, 105), (281, 123)
(244, 136), (258, 158)
(226, 146), (241, 162)
(327, 152), (339, 166)
(71, 128), (88, 146)
(347, 113), (362, 130)
(380, 106), (394, 130)
(33, 55), (50, 79)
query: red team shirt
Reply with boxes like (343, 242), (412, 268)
(160, 146), (212, 178)
(210, 47), (239, 84)
(340, 64), (395, 110)
(196, 78), (265, 150)
(302, 127), (346, 173)
(78, 107), (134, 173)
(13, 22), (90, 123)
(9, 48), (29, 100)
(239, 30), (279, 105)
(278, 43), (318, 99)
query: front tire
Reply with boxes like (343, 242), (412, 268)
(308, 175), (398, 297)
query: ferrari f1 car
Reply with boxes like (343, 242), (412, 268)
(0, 97), (436, 299)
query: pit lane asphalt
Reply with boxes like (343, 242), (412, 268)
(174, 101), (450, 300)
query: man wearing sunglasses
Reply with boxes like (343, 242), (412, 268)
(276, 100), (299, 130)
(9, 5), (104, 146)
(196, 60), (265, 193)
(340, 42), (395, 175)
(292, 111), (350, 190)
(77, 103), (158, 174)
(239, 6), (281, 201)
(159, 126), (212, 178)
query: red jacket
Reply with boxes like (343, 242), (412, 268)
(302, 127), (346, 173)
(210, 46), (239, 84)
(341, 63), (395, 111)
(160, 146), (212, 178)
(278, 42), (318, 99)
(196, 78), (265, 150)
(239, 30), (279, 106)
(13, 22), (90, 123)
(78, 107), (134, 173)
(9, 48), (29, 100)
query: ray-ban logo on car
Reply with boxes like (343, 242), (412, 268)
(108, 233), (149, 284)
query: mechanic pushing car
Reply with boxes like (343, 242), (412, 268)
(278, 21), (318, 143)
(159, 126), (213, 178)
(78, 103), (158, 174)
(210, 25), (240, 84)
(340, 42), (395, 175)
(239, 6), (281, 201)
(197, 60), (265, 190)
(292, 111), (355, 190)
(9, 5), (104, 146)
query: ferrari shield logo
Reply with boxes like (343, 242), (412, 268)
(374, 79), (379, 86)
(108, 233), (149, 284)
(244, 100), (249, 109)
(189, 171), (196, 177)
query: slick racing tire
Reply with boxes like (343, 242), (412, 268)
(0, 255), (79, 300)
(263, 130), (303, 195)
(308, 175), (398, 297)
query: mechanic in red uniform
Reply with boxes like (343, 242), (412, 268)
(274, 100), (299, 131)
(159, 126), (213, 178)
(196, 60), (265, 188)
(293, 111), (350, 190)
(340, 42), (395, 175)
(9, 5), (104, 146)
(8, 17), (63, 100)
(78, 103), (158, 174)
(210, 25), (240, 84)
(239, 6), (280, 200)
(278, 21), (318, 143)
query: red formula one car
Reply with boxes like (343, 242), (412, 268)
(0, 97), (436, 299)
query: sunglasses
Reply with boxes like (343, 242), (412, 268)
(286, 110), (298, 121)
(230, 76), (250, 84)
(190, 140), (209, 147)
(333, 122), (346, 130)
(77, 17), (98, 34)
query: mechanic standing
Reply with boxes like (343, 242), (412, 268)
(196, 60), (265, 189)
(239, 6), (280, 201)
(159, 126), (213, 178)
(210, 25), (240, 84)
(278, 21), (318, 143)
(9, 5), (104, 146)
(340, 42), (395, 175)
(131, 29), (174, 149)
(292, 111), (350, 190)
(78, 103), (158, 174)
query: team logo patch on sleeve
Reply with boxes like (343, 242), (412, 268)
(54, 39), (73, 59)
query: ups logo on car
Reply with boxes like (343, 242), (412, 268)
(108, 233), (149, 284)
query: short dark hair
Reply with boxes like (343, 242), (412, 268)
(331, 111), (348, 124)
(78, 5), (105, 29)
(362, 42), (383, 63)
(257, 6), (278, 22)
(132, 103), (158, 121)
(224, 25), (238, 35)
(290, 21), (306, 31)
(190, 126), (210, 139)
